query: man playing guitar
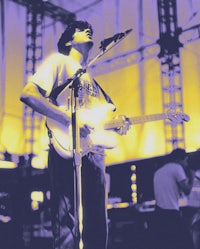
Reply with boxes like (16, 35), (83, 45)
(20, 20), (129, 249)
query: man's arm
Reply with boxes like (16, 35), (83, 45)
(178, 169), (196, 195)
(20, 82), (70, 126)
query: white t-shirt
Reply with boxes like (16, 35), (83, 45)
(153, 162), (187, 210)
(29, 52), (114, 109)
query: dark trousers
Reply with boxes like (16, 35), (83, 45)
(190, 209), (200, 249)
(153, 205), (189, 249)
(48, 144), (108, 249)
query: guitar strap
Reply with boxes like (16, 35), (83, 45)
(48, 78), (72, 104)
(48, 78), (116, 111)
(93, 79), (116, 111)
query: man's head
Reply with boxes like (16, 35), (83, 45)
(170, 148), (188, 169)
(57, 20), (93, 55)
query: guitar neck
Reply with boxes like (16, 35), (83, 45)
(129, 113), (167, 125)
(104, 113), (167, 130)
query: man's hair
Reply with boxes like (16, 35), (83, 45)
(57, 20), (93, 55)
(169, 148), (187, 161)
(188, 150), (200, 170)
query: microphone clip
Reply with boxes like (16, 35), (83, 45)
(99, 29), (133, 52)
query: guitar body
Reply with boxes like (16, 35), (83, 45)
(46, 103), (118, 159)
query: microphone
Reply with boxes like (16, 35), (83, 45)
(87, 29), (133, 67)
(99, 28), (133, 51)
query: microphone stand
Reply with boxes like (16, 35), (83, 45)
(68, 69), (86, 249)
(67, 28), (133, 249)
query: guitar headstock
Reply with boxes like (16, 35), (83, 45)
(166, 110), (190, 124)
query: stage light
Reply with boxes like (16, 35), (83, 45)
(131, 173), (136, 181)
(131, 165), (136, 171)
(31, 191), (44, 211)
(31, 200), (39, 211)
(31, 191), (44, 202)
(131, 164), (137, 203)
(131, 184), (137, 191)
(115, 202), (129, 208)
(0, 160), (17, 169)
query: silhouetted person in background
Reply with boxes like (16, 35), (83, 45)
(188, 150), (200, 249)
(153, 148), (195, 249)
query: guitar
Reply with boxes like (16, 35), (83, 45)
(46, 105), (190, 159)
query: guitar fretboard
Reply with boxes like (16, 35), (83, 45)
(130, 113), (166, 124)
(104, 113), (167, 130)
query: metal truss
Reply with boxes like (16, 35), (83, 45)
(157, 0), (186, 153)
(9, 0), (75, 24)
(23, 1), (44, 156)
(11, 0), (75, 156)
